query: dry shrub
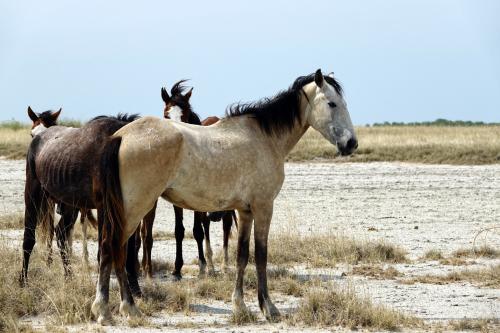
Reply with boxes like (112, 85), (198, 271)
(194, 276), (233, 301)
(266, 232), (408, 267)
(287, 126), (500, 164)
(0, 213), (24, 230)
(290, 283), (420, 330)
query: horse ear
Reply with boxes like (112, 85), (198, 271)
(52, 108), (62, 121)
(184, 87), (193, 101)
(27, 106), (38, 122)
(161, 87), (170, 103)
(314, 69), (324, 88)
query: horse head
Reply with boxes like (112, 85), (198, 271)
(161, 80), (193, 123)
(306, 69), (357, 156)
(27, 106), (61, 137)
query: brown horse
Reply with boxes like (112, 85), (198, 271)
(93, 70), (357, 324)
(20, 113), (142, 300)
(27, 107), (98, 267)
(135, 81), (236, 279)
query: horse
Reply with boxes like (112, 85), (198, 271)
(27, 106), (98, 267)
(92, 69), (357, 324)
(161, 81), (237, 275)
(20, 113), (142, 299)
(135, 80), (236, 279)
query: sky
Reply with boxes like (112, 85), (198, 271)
(1, 0), (499, 125)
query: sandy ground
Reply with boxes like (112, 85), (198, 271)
(0, 159), (499, 332)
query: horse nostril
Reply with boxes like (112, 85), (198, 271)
(346, 138), (358, 151)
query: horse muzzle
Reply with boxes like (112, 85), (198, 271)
(337, 137), (358, 156)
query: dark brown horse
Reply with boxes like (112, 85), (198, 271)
(20, 113), (141, 297)
(135, 81), (236, 279)
(27, 107), (98, 266)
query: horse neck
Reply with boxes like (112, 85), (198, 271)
(266, 96), (311, 160)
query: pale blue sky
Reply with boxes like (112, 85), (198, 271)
(1, 0), (499, 124)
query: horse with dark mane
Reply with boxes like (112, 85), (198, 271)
(20, 112), (142, 300)
(92, 69), (357, 324)
(135, 80), (237, 279)
(27, 106), (98, 267)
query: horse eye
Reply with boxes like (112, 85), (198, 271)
(328, 102), (337, 108)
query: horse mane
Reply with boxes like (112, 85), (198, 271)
(226, 72), (343, 136)
(170, 79), (189, 96)
(90, 113), (140, 123)
(38, 110), (59, 127)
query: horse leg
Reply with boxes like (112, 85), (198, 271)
(193, 211), (207, 277)
(19, 177), (44, 286)
(55, 203), (78, 277)
(126, 233), (142, 297)
(253, 203), (280, 321)
(142, 201), (157, 279)
(201, 213), (215, 275)
(134, 225), (141, 275)
(46, 203), (55, 266)
(91, 220), (113, 325)
(222, 211), (233, 272)
(117, 242), (141, 319)
(81, 211), (89, 268)
(172, 205), (184, 279)
(232, 209), (253, 314)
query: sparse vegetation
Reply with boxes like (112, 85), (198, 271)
(402, 264), (500, 288)
(265, 232), (408, 267)
(423, 249), (444, 260)
(2, 124), (499, 164)
(450, 318), (499, 332)
(452, 246), (500, 259)
(352, 265), (403, 280)
(0, 213), (24, 230)
(289, 283), (420, 330)
(288, 126), (500, 164)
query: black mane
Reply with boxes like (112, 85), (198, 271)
(226, 72), (343, 136)
(90, 113), (140, 124)
(169, 80), (201, 125)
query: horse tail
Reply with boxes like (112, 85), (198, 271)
(99, 136), (125, 265)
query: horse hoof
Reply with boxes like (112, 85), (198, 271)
(18, 274), (27, 288)
(120, 301), (141, 318)
(262, 300), (281, 322)
(171, 271), (182, 281)
(232, 291), (248, 313)
(91, 297), (112, 325)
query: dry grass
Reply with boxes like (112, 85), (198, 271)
(288, 126), (500, 164)
(423, 249), (444, 260)
(452, 245), (500, 259)
(0, 127), (31, 160)
(402, 264), (500, 288)
(0, 245), (104, 332)
(140, 280), (190, 315)
(265, 232), (408, 267)
(2, 126), (500, 164)
(0, 213), (24, 230)
(352, 265), (403, 280)
(289, 283), (420, 330)
(450, 318), (499, 332)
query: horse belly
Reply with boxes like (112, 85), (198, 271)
(162, 188), (240, 212)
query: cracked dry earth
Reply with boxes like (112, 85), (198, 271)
(0, 159), (499, 332)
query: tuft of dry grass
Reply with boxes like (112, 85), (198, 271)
(452, 246), (500, 259)
(289, 283), (420, 330)
(265, 232), (408, 267)
(423, 249), (444, 260)
(287, 126), (500, 164)
(140, 280), (191, 315)
(0, 213), (24, 230)
(352, 265), (403, 280)
(402, 264), (500, 288)
(449, 318), (499, 332)
(229, 309), (257, 325)
(0, 127), (31, 160)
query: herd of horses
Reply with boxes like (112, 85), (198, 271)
(19, 69), (357, 325)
